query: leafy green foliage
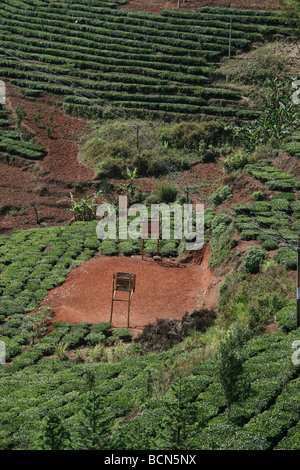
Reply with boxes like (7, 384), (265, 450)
(218, 263), (294, 331)
(209, 221), (235, 268)
(155, 182), (178, 204)
(210, 185), (232, 207)
(75, 373), (114, 450)
(234, 77), (300, 151)
(215, 323), (252, 422)
(243, 245), (268, 274)
(275, 300), (297, 332)
(41, 413), (71, 450)
(66, 192), (101, 221)
(221, 150), (254, 174)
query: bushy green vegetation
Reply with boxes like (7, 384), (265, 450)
(234, 76), (300, 151)
(225, 159), (300, 258)
(78, 119), (229, 178)
(0, 0), (300, 452)
(1, 323), (300, 450)
(0, 222), (100, 318)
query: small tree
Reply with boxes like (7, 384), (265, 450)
(15, 105), (27, 137)
(66, 191), (101, 221)
(41, 413), (70, 450)
(117, 167), (138, 201)
(216, 323), (252, 423)
(75, 371), (113, 450)
(155, 377), (198, 450)
(26, 306), (53, 345)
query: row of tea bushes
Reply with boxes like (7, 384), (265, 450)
(231, 162), (300, 264)
(112, 331), (300, 450)
(0, 107), (46, 161)
(0, 0), (289, 120)
(0, 222), (99, 316)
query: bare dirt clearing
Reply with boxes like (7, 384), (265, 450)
(40, 248), (216, 330)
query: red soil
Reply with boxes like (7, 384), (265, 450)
(41, 245), (217, 330)
(0, 84), (225, 235)
(0, 2), (286, 335)
(0, 84), (97, 235)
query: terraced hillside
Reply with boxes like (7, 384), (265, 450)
(122, 0), (283, 14)
(1, 306), (300, 450)
(1, 0), (300, 454)
(0, 106), (46, 165)
(0, 0), (292, 121)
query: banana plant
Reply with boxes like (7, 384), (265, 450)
(67, 191), (101, 221)
(117, 167), (138, 199)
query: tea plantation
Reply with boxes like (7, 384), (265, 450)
(0, 0), (300, 453)
(0, 205), (300, 450)
(0, 0), (292, 121)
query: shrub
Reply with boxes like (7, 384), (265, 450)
(61, 323), (90, 349)
(99, 240), (119, 256)
(274, 192), (295, 201)
(135, 308), (216, 353)
(85, 322), (112, 344)
(232, 204), (252, 215)
(89, 322), (112, 336)
(210, 185), (232, 207)
(1, 336), (26, 361)
(209, 223), (235, 268)
(143, 239), (159, 256)
(155, 182), (178, 204)
(252, 201), (271, 213)
(243, 245), (268, 274)
(85, 332), (106, 345)
(158, 121), (225, 151)
(112, 328), (132, 342)
(204, 208), (215, 229)
(160, 241), (178, 257)
(211, 214), (232, 231)
(95, 157), (124, 179)
(11, 350), (42, 370)
(262, 239), (278, 251)
(274, 247), (297, 270)
(119, 240), (139, 256)
(181, 309), (217, 336)
(240, 230), (258, 241)
(275, 300), (297, 332)
(252, 191), (266, 201)
(270, 198), (291, 212)
(221, 150), (253, 173)
(266, 180), (294, 191)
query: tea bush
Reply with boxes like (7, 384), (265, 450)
(275, 300), (297, 332)
(243, 245), (268, 274)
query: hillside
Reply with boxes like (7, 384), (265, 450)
(122, 0), (283, 14)
(0, 0), (300, 453)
